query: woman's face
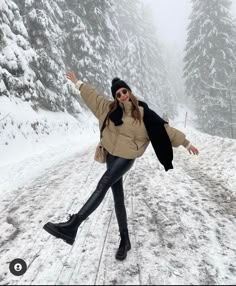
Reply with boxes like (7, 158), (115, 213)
(115, 88), (130, 102)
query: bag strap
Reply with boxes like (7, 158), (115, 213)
(100, 112), (110, 139)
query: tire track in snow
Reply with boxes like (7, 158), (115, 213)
(129, 159), (143, 285)
(168, 149), (236, 285)
(1, 146), (104, 285)
(127, 150), (174, 285)
(177, 157), (236, 284)
(182, 165), (236, 218)
(29, 153), (109, 285)
(122, 146), (236, 285)
(59, 193), (114, 285)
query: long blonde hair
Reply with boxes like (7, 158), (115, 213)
(107, 92), (142, 125)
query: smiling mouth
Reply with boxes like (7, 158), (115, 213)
(122, 95), (129, 101)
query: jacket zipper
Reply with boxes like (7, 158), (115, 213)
(133, 137), (139, 150)
(112, 126), (121, 154)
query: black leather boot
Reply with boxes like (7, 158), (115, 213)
(115, 229), (131, 261)
(43, 214), (83, 245)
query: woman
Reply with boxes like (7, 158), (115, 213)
(43, 72), (199, 261)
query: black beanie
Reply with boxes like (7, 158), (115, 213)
(111, 77), (132, 99)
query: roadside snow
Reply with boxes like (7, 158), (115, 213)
(0, 95), (98, 193)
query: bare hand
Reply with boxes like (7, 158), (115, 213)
(66, 71), (78, 84)
(188, 145), (199, 155)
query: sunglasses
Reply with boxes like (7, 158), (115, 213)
(115, 89), (129, 99)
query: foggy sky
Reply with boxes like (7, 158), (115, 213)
(144, 0), (236, 46)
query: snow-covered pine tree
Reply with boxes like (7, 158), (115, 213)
(109, 1), (176, 117)
(84, 0), (112, 96)
(61, 0), (112, 98)
(0, 0), (37, 100)
(12, 0), (75, 112)
(183, 0), (236, 138)
(103, 1), (122, 89)
(138, 5), (177, 117)
(163, 43), (188, 107)
(108, 0), (142, 92)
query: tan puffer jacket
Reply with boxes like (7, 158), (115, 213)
(76, 82), (190, 159)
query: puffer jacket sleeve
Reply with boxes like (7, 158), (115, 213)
(164, 123), (190, 148)
(75, 82), (111, 119)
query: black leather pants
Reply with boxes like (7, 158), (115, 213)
(77, 153), (135, 232)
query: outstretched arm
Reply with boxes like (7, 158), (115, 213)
(67, 71), (111, 119)
(164, 124), (199, 155)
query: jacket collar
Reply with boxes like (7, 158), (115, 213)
(119, 100), (133, 114)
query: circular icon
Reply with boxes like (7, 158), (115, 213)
(9, 259), (27, 276)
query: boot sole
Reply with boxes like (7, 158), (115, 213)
(115, 245), (131, 261)
(43, 223), (75, 245)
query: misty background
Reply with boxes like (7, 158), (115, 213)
(1, 0), (236, 142)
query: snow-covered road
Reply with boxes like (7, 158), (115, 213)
(0, 128), (236, 285)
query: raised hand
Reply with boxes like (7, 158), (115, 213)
(66, 71), (78, 84)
